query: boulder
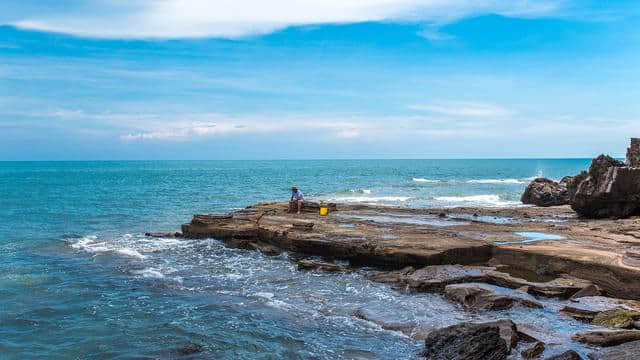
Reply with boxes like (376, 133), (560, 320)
(521, 341), (545, 358)
(587, 339), (640, 360)
(544, 350), (583, 360)
(444, 284), (542, 311)
(566, 149), (640, 218)
(423, 320), (517, 359)
(521, 178), (569, 207)
(572, 330), (640, 347)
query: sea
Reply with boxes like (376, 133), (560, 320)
(0, 159), (596, 359)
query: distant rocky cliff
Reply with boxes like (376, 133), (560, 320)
(627, 138), (640, 167)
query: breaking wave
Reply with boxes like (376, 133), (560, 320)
(412, 178), (440, 183)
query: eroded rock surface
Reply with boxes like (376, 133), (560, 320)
(521, 178), (569, 207)
(626, 138), (640, 167)
(444, 284), (542, 311)
(567, 154), (640, 219)
(572, 330), (640, 347)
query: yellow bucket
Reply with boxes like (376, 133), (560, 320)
(319, 207), (328, 216)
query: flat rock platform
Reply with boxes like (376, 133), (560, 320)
(180, 202), (640, 299)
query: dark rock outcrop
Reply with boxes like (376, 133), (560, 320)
(521, 139), (640, 218)
(521, 178), (569, 207)
(423, 320), (517, 359)
(566, 151), (640, 218)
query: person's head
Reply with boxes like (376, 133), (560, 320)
(291, 186), (297, 192)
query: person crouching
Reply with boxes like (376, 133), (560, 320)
(289, 186), (304, 214)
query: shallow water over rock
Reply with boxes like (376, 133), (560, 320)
(497, 232), (566, 245)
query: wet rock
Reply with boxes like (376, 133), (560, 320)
(592, 308), (640, 329)
(521, 341), (545, 358)
(486, 271), (592, 299)
(405, 265), (495, 292)
(569, 285), (601, 300)
(423, 320), (517, 359)
(353, 309), (433, 340)
(634, 321), (640, 330)
(247, 241), (282, 256)
(560, 296), (640, 323)
(444, 284), (542, 311)
(566, 149), (640, 218)
(297, 259), (348, 272)
(588, 340), (640, 359)
(521, 178), (569, 207)
(544, 350), (582, 360)
(367, 266), (414, 286)
(516, 323), (549, 343)
(572, 329), (640, 347)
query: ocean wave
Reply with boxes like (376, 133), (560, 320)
(327, 196), (411, 203)
(339, 188), (373, 194)
(412, 178), (440, 183)
(466, 178), (526, 184)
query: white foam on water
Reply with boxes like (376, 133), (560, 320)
(131, 267), (165, 279)
(327, 196), (411, 203)
(433, 194), (519, 207)
(116, 248), (147, 259)
(412, 178), (439, 183)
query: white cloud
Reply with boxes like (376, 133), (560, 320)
(118, 114), (367, 142)
(409, 101), (514, 117)
(5, 0), (567, 39)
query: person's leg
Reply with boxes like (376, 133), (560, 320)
(297, 199), (302, 214)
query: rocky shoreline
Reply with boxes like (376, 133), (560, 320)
(153, 199), (640, 359)
(150, 139), (640, 359)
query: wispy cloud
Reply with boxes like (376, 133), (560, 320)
(117, 114), (367, 142)
(409, 101), (514, 117)
(4, 0), (568, 39)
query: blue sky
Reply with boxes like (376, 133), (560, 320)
(1, 0), (639, 160)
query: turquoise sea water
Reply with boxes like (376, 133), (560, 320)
(0, 160), (594, 359)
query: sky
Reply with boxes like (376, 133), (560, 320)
(1, 0), (639, 160)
